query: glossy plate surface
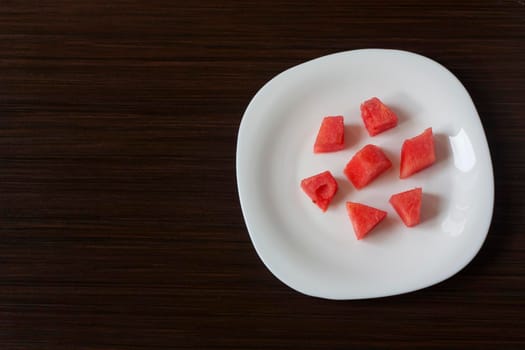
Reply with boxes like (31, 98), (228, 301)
(236, 49), (494, 299)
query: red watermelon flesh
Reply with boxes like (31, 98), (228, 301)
(314, 116), (344, 153)
(346, 202), (387, 240)
(389, 187), (422, 227)
(344, 144), (392, 189)
(300, 171), (338, 212)
(360, 97), (398, 136)
(400, 128), (436, 178)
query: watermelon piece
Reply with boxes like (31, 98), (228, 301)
(314, 116), (344, 153)
(360, 97), (398, 136)
(389, 187), (422, 227)
(400, 128), (436, 178)
(300, 171), (338, 212)
(344, 144), (392, 189)
(346, 202), (387, 240)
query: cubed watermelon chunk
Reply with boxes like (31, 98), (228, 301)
(314, 116), (344, 153)
(344, 144), (392, 189)
(389, 187), (422, 227)
(360, 97), (398, 136)
(400, 128), (436, 178)
(300, 171), (338, 212)
(346, 202), (387, 240)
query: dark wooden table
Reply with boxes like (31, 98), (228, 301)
(1, 1), (524, 349)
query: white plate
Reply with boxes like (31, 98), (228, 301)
(236, 49), (494, 300)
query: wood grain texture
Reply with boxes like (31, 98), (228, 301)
(0, 1), (524, 349)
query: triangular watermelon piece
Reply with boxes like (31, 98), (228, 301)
(300, 171), (338, 212)
(389, 187), (422, 227)
(344, 144), (392, 189)
(400, 128), (436, 178)
(346, 202), (387, 240)
(360, 97), (398, 136)
(314, 116), (344, 153)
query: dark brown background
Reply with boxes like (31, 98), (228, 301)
(1, 1), (524, 349)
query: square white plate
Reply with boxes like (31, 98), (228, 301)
(236, 49), (494, 300)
